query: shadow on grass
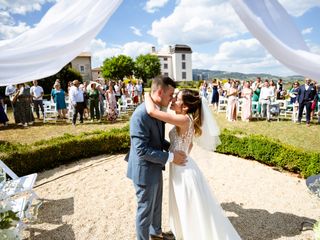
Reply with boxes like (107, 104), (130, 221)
(222, 202), (316, 240)
(26, 197), (75, 240)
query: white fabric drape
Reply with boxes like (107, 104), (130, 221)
(0, 0), (123, 86)
(230, 0), (320, 80)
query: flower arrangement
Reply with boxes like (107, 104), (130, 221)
(0, 201), (20, 240)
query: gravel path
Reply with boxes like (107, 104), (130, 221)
(22, 144), (320, 240)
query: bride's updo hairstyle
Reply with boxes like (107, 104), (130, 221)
(180, 89), (202, 136)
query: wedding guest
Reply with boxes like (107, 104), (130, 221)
(87, 82), (100, 122)
(105, 81), (118, 122)
(0, 93), (9, 126)
(241, 81), (253, 121)
(289, 82), (299, 104)
(51, 82), (67, 119)
(30, 80), (44, 119)
(276, 78), (284, 100)
(296, 78), (317, 126)
(69, 80), (85, 126)
(226, 81), (238, 122)
(259, 80), (274, 121)
(252, 79), (262, 116)
(210, 79), (219, 111)
(269, 80), (276, 102)
(12, 83), (34, 127)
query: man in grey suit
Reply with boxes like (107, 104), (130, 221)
(127, 76), (186, 240)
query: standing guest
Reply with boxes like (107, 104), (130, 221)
(12, 83), (34, 127)
(137, 80), (143, 103)
(82, 82), (89, 119)
(87, 82), (100, 122)
(276, 78), (284, 100)
(223, 78), (231, 96)
(289, 82), (300, 104)
(210, 79), (219, 111)
(296, 78), (317, 126)
(0, 93), (9, 126)
(51, 82), (67, 119)
(133, 82), (139, 105)
(269, 80), (276, 102)
(5, 84), (18, 123)
(69, 80), (85, 126)
(199, 81), (208, 99)
(226, 81), (239, 122)
(105, 81), (118, 122)
(30, 80), (44, 119)
(241, 81), (253, 122)
(259, 80), (274, 121)
(114, 81), (121, 103)
(252, 80), (262, 116)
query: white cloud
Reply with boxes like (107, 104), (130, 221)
(130, 26), (142, 36)
(0, 21), (30, 39)
(144, 0), (169, 13)
(193, 38), (296, 76)
(279, 0), (320, 17)
(0, 0), (56, 14)
(88, 39), (154, 67)
(302, 27), (313, 35)
(149, 0), (247, 45)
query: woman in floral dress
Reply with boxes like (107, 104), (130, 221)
(105, 81), (118, 122)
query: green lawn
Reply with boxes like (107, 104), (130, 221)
(214, 112), (320, 153)
(0, 109), (319, 153)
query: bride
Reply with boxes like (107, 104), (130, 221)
(145, 89), (241, 240)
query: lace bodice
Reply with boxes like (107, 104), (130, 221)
(169, 116), (194, 153)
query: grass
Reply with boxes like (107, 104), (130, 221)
(0, 108), (319, 153)
(214, 112), (320, 153)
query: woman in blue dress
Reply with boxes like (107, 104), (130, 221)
(51, 82), (67, 118)
(211, 79), (219, 111)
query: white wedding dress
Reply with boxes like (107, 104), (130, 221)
(168, 117), (241, 240)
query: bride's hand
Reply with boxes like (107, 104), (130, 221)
(172, 150), (187, 166)
(145, 93), (156, 115)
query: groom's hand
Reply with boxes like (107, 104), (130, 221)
(172, 150), (187, 166)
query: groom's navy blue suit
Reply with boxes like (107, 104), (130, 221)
(127, 103), (170, 240)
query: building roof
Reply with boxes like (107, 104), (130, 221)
(92, 67), (102, 71)
(77, 52), (92, 57)
(171, 44), (192, 53)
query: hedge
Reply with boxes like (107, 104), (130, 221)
(1, 126), (319, 178)
(216, 130), (320, 178)
(0, 126), (130, 176)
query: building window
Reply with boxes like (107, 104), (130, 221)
(164, 63), (168, 69)
(182, 72), (186, 79)
(164, 72), (169, 77)
(163, 57), (167, 61)
(182, 54), (185, 61)
(80, 65), (85, 73)
(182, 62), (186, 69)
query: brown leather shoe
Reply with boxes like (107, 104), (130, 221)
(150, 231), (175, 240)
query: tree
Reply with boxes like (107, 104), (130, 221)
(102, 55), (134, 81)
(134, 54), (161, 83)
(39, 65), (82, 94)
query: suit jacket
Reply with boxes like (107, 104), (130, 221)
(297, 84), (317, 104)
(126, 103), (170, 186)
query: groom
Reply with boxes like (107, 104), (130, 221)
(126, 76), (187, 240)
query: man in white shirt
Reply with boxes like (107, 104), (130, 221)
(69, 79), (85, 125)
(30, 80), (44, 119)
(259, 80), (274, 121)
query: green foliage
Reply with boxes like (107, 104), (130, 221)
(0, 211), (19, 230)
(134, 54), (161, 82)
(216, 130), (320, 177)
(39, 65), (83, 93)
(1, 126), (130, 176)
(102, 55), (134, 81)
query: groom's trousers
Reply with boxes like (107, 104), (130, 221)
(134, 176), (163, 240)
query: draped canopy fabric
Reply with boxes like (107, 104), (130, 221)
(1, 0), (319, 86)
(0, 0), (123, 86)
(230, 0), (320, 80)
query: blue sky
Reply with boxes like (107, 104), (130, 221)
(1, 0), (320, 77)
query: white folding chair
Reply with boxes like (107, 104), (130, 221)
(217, 96), (228, 113)
(43, 100), (57, 122)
